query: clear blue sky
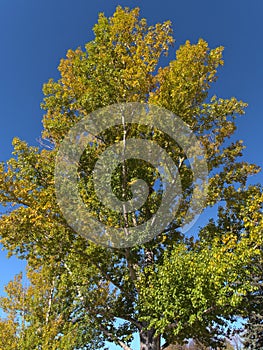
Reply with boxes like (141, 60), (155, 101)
(0, 0), (263, 348)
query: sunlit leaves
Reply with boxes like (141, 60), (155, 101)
(0, 5), (262, 350)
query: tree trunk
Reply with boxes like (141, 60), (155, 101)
(140, 329), (160, 350)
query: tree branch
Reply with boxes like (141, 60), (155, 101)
(45, 278), (55, 325)
(99, 324), (133, 350)
(124, 248), (137, 283)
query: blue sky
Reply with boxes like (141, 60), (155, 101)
(0, 0), (263, 348)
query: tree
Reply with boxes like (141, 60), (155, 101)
(242, 258), (263, 349)
(0, 264), (97, 349)
(156, 338), (235, 349)
(0, 6), (262, 350)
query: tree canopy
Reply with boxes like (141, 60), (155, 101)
(0, 6), (262, 350)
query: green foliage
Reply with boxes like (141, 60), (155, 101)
(0, 264), (103, 349)
(0, 6), (262, 350)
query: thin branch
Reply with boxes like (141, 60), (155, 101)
(99, 324), (133, 350)
(36, 137), (55, 150)
(125, 248), (137, 283)
(203, 305), (217, 315)
(93, 259), (134, 300)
